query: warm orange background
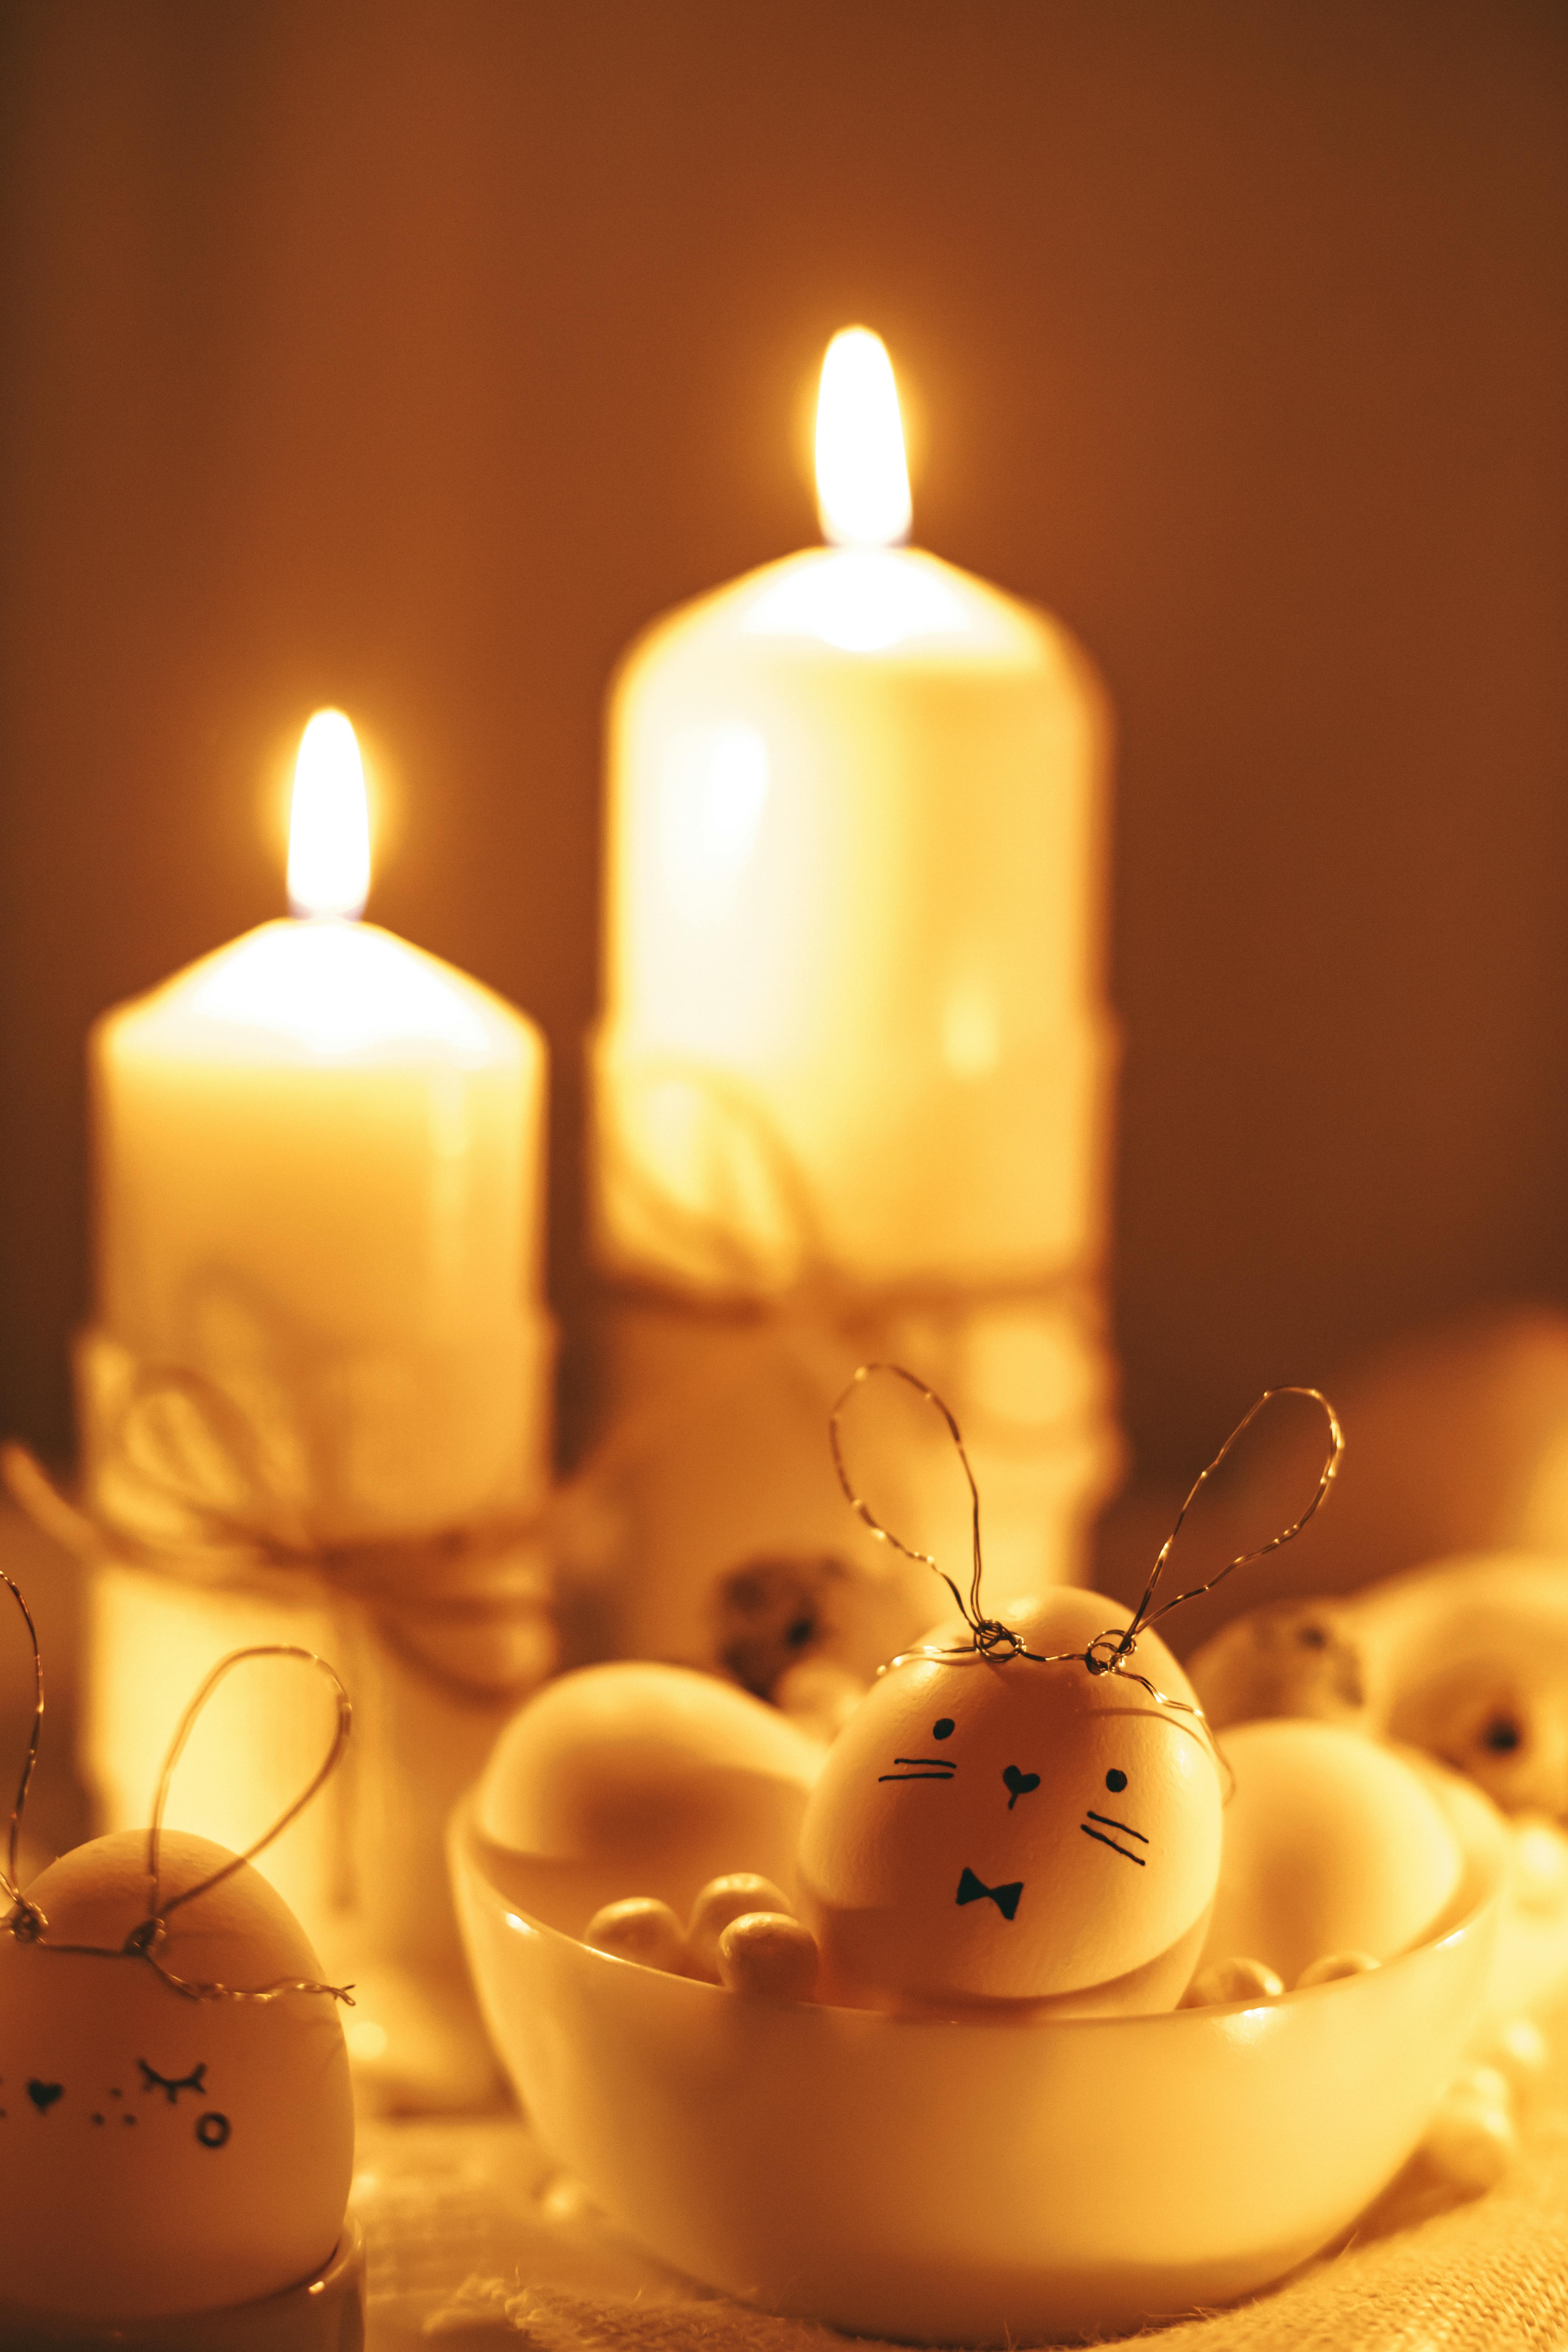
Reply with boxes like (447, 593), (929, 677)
(2, 1), (1565, 1487)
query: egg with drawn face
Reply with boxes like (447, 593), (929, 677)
(797, 1590), (1224, 2016)
(0, 1828), (354, 2323)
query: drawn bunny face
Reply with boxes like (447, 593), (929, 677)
(0, 1830), (353, 2324)
(796, 1590), (1223, 2014)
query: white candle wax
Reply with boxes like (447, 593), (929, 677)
(76, 715), (553, 2048)
(83, 713), (550, 1542)
(593, 330), (1112, 1294)
(95, 922), (541, 1360)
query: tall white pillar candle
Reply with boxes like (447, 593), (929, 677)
(594, 329), (1113, 1296)
(584, 332), (1120, 1661)
(83, 712), (550, 1542)
(77, 714), (553, 2085)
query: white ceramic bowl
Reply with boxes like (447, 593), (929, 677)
(451, 1780), (1505, 2347)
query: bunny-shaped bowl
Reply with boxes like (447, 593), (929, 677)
(451, 1770), (1507, 2348)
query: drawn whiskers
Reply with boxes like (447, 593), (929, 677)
(879, 1755), (958, 1784)
(1079, 1810), (1148, 1867)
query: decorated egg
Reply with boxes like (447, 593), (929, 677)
(1187, 1597), (1374, 1731)
(477, 1660), (823, 1930)
(0, 1828), (353, 2324)
(796, 1589), (1224, 2015)
(1200, 1719), (1464, 1984)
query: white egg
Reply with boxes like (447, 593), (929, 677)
(477, 1661), (822, 1933)
(1202, 1720), (1464, 1985)
(717, 1912), (819, 2002)
(582, 1897), (690, 1973)
(685, 1871), (795, 1979)
(0, 1828), (353, 2323)
(1421, 2082), (1518, 2192)
(1294, 1949), (1380, 1989)
(796, 1590), (1224, 2015)
(1181, 1955), (1284, 2007)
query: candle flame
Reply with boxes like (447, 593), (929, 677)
(814, 327), (912, 549)
(287, 709), (371, 920)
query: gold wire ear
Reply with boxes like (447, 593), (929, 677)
(835, 1369), (1344, 1714)
(1116, 1385), (1345, 1660)
(0, 1573), (44, 1909)
(0, 1628), (352, 2005)
(146, 1646), (352, 1925)
(836, 1372), (1341, 1820)
(829, 1362), (988, 1633)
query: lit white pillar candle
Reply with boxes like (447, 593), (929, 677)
(82, 711), (550, 1542)
(594, 328), (1112, 1295)
(76, 715), (553, 2058)
(584, 331), (1119, 1660)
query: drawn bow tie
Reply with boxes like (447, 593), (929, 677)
(955, 1866), (1023, 1922)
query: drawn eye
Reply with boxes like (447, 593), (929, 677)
(1105, 1768), (1127, 1792)
(933, 1718), (955, 1740)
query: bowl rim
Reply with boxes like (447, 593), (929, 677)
(453, 1764), (1508, 2032)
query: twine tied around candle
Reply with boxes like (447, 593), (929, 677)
(1, 1356), (552, 1706)
(591, 1055), (1113, 1455)
(547, 1056), (1120, 1665)
(830, 1362), (1344, 1762)
(0, 1572), (353, 2005)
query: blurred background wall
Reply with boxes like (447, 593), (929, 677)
(2, 0), (1566, 1493)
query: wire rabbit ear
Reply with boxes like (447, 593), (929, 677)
(832, 1368), (1344, 1728)
(1109, 1385), (1345, 1667)
(0, 1572), (44, 1914)
(1, 1628), (353, 2004)
(830, 1363), (987, 1625)
(146, 1645), (352, 1926)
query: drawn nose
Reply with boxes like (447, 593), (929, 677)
(1002, 1765), (1040, 1809)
